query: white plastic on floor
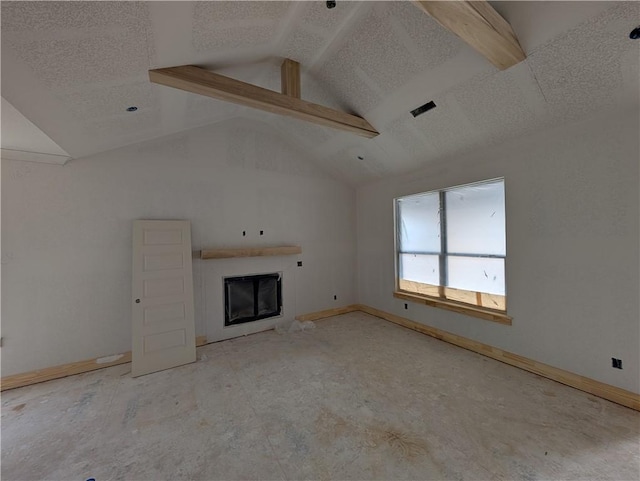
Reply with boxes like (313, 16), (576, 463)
(275, 320), (316, 334)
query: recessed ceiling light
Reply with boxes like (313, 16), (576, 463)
(126, 106), (138, 112)
(630, 26), (640, 40)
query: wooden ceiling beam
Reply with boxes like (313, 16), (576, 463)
(149, 64), (378, 138)
(413, 1), (526, 70)
(281, 59), (301, 99)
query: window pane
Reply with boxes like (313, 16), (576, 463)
(399, 254), (439, 285)
(447, 256), (505, 295)
(446, 180), (505, 256)
(397, 192), (440, 253)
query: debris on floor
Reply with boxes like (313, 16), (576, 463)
(274, 320), (316, 334)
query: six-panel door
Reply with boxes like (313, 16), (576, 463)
(131, 220), (196, 377)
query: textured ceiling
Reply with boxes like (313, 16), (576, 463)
(1, 1), (638, 185)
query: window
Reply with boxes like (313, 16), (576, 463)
(395, 178), (507, 314)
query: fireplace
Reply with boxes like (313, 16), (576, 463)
(224, 273), (282, 326)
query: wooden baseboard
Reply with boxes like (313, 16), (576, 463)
(1, 352), (133, 392)
(0, 304), (358, 391)
(295, 304), (359, 322)
(4, 307), (637, 413)
(355, 304), (640, 411)
(0, 335), (209, 391)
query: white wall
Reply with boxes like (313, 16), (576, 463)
(1, 118), (357, 377)
(357, 107), (640, 394)
(3, 107), (638, 393)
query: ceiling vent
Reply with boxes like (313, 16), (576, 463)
(410, 101), (436, 118)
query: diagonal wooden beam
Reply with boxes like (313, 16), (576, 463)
(413, 0), (526, 70)
(281, 59), (301, 99)
(149, 65), (378, 138)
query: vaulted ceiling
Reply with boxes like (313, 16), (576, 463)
(2, 1), (638, 185)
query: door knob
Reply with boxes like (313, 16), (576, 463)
(135, 299), (141, 304)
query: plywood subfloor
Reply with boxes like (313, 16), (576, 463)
(2, 312), (639, 480)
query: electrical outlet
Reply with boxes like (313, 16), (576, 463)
(297, 261), (302, 267)
(260, 230), (264, 235)
(404, 303), (408, 310)
(612, 358), (623, 369)
(333, 295), (337, 300)
(242, 231), (246, 236)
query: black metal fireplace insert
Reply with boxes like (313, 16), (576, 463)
(224, 273), (282, 326)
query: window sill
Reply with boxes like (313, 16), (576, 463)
(393, 290), (512, 325)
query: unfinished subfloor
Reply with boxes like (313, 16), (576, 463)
(2, 312), (639, 480)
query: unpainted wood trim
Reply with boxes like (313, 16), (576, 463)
(295, 305), (360, 322)
(149, 66), (378, 138)
(413, 0), (526, 70)
(355, 304), (640, 411)
(394, 290), (512, 325)
(1, 352), (133, 391)
(1, 335), (209, 391)
(200, 245), (302, 260)
(281, 59), (301, 99)
(6, 307), (637, 412)
(398, 279), (507, 311)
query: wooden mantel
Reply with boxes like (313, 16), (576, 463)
(199, 245), (302, 260)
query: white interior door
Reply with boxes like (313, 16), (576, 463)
(131, 220), (196, 377)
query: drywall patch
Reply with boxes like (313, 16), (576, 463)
(526, 2), (637, 120)
(0, 1), (151, 33)
(284, 28), (327, 65)
(388, 1), (463, 69)
(301, 0), (358, 35)
(192, 1), (289, 51)
(451, 63), (545, 147)
(3, 1), (156, 92)
(339, 6), (422, 95)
